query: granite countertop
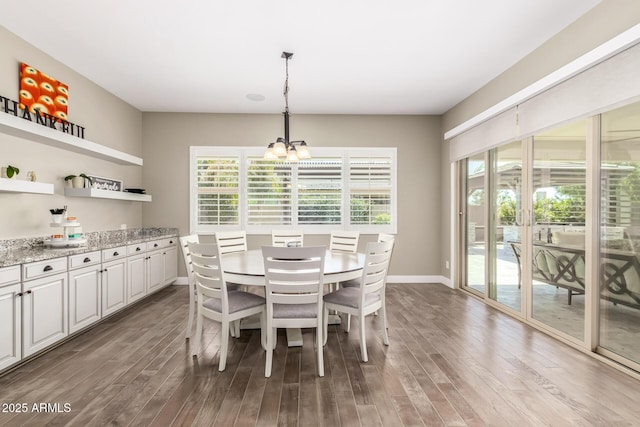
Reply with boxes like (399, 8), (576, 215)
(0, 227), (178, 268)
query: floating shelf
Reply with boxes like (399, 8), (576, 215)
(0, 112), (143, 166)
(64, 187), (152, 202)
(0, 177), (54, 194)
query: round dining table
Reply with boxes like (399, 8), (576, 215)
(221, 248), (365, 346)
(222, 248), (365, 286)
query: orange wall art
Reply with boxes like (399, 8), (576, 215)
(19, 63), (69, 121)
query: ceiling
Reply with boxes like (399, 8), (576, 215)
(1, 0), (600, 115)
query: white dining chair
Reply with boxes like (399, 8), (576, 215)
(340, 234), (395, 331)
(215, 230), (248, 255)
(179, 235), (199, 339)
(329, 230), (360, 253)
(271, 229), (304, 247)
(323, 239), (394, 363)
(262, 245), (326, 377)
(188, 241), (265, 371)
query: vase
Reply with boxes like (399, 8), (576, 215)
(72, 176), (85, 188)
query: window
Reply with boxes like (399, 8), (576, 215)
(190, 147), (396, 234)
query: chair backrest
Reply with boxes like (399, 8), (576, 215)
(329, 230), (360, 253)
(262, 246), (326, 312)
(198, 234), (217, 243)
(215, 230), (247, 255)
(271, 229), (304, 247)
(179, 235), (199, 287)
(188, 241), (231, 313)
(377, 233), (395, 243)
(358, 240), (394, 299)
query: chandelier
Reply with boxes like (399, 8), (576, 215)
(264, 52), (310, 162)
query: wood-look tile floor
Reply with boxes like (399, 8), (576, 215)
(1, 284), (639, 426)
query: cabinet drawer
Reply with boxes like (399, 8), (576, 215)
(0, 265), (21, 286)
(68, 251), (101, 270)
(147, 240), (163, 251)
(23, 257), (67, 281)
(102, 246), (127, 262)
(127, 242), (147, 255)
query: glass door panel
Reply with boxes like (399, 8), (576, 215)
(489, 141), (523, 312)
(600, 102), (640, 365)
(531, 120), (587, 340)
(465, 154), (486, 295)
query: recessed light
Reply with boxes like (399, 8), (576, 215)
(246, 93), (265, 101)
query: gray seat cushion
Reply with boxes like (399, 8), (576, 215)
(340, 278), (360, 288)
(203, 291), (265, 314)
(323, 287), (381, 309)
(273, 303), (318, 319)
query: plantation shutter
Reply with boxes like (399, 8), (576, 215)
(246, 157), (293, 225)
(298, 158), (342, 225)
(195, 156), (239, 225)
(349, 156), (393, 225)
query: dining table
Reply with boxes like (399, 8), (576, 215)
(222, 248), (365, 346)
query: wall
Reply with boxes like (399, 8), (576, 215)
(0, 27), (144, 238)
(439, 0), (640, 281)
(142, 113), (441, 278)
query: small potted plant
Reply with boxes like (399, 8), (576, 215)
(64, 173), (93, 188)
(1, 165), (20, 179)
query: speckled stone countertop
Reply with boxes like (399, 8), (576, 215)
(0, 227), (178, 268)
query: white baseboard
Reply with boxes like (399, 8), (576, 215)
(174, 275), (453, 288)
(387, 275), (452, 287)
(173, 276), (189, 285)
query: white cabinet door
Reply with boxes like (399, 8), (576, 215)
(147, 250), (164, 293)
(163, 246), (178, 285)
(0, 283), (21, 371)
(127, 253), (146, 304)
(102, 258), (127, 316)
(68, 265), (101, 333)
(22, 272), (68, 358)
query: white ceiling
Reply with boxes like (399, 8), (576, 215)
(1, 0), (600, 115)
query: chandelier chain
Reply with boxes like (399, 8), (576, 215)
(283, 55), (290, 113)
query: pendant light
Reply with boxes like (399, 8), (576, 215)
(264, 52), (310, 161)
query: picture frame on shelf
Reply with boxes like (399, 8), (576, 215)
(89, 175), (123, 192)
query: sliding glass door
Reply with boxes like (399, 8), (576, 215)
(530, 120), (587, 340)
(599, 102), (640, 366)
(464, 153), (486, 295)
(488, 141), (523, 312)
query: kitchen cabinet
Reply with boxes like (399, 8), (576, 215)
(101, 247), (127, 317)
(0, 266), (21, 371)
(22, 270), (68, 358)
(127, 242), (147, 304)
(68, 252), (101, 334)
(147, 238), (178, 293)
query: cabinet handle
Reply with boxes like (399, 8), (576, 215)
(43, 265), (53, 272)
(84, 257), (91, 263)
(26, 290), (32, 294)
(103, 268), (107, 272)
(113, 251), (119, 256)
(154, 243), (158, 248)
(136, 247), (141, 252)
(17, 292), (23, 297)
(169, 240), (173, 244)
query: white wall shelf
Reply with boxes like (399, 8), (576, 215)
(0, 112), (143, 166)
(64, 187), (152, 202)
(0, 178), (54, 194)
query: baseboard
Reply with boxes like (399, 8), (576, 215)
(386, 275), (452, 288)
(174, 275), (453, 288)
(173, 276), (189, 285)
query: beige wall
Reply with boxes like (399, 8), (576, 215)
(141, 113), (442, 277)
(440, 0), (640, 280)
(0, 27), (144, 238)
